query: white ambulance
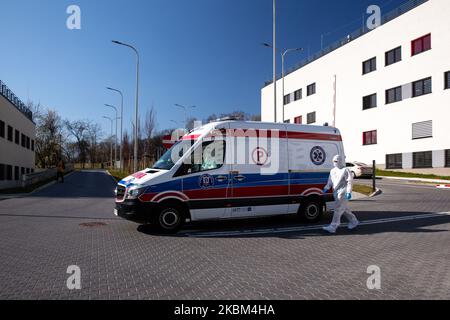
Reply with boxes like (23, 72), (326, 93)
(115, 120), (344, 233)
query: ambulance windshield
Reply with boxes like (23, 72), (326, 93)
(153, 140), (195, 170)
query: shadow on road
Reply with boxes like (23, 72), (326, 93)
(136, 211), (450, 239)
(29, 170), (116, 199)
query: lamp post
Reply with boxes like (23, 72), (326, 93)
(174, 104), (196, 129)
(112, 40), (140, 173)
(106, 87), (124, 171)
(263, 44), (303, 123)
(273, 0), (277, 122)
(103, 116), (113, 169)
(105, 104), (118, 168)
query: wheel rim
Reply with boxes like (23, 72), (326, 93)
(305, 203), (319, 219)
(160, 209), (180, 229)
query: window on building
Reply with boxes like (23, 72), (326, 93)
(413, 151), (432, 168)
(15, 130), (20, 145)
(363, 93), (377, 110)
(283, 94), (291, 105)
(307, 83), (316, 96)
(445, 71), (450, 90)
(21, 133), (25, 147)
(412, 120), (432, 140)
(294, 89), (302, 101)
(412, 34), (431, 56)
(0, 120), (5, 139)
(6, 165), (12, 180)
(7, 125), (13, 142)
(0, 164), (5, 180)
(31, 140), (35, 152)
(363, 130), (377, 145)
(385, 46), (402, 66)
(294, 116), (302, 124)
(307, 112), (316, 124)
(26, 168), (30, 174)
(26, 136), (30, 149)
(284, 120), (290, 124)
(386, 154), (403, 169)
(362, 57), (377, 74)
(14, 166), (19, 181)
(21, 167), (25, 176)
(386, 86), (402, 104)
(412, 77), (432, 97)
(446, 150), (450, 168)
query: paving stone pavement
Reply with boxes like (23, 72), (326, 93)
(0, 170), (449, 300)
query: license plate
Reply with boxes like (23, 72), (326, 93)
(114, 209), (118, 216)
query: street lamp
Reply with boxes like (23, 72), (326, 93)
(273, 0), (277, 123)
(263, 43), (303, 123)
(174, 104), (196, 128)
(103, 116), (114, 169)
(112, 40), (140, 173)
(105, 104), (119, 167)
(106, 87), (124, 171)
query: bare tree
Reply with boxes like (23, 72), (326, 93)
(31, 102), (64, 168)
(65, 120), (91, 168)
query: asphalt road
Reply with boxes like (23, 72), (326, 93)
(0, 170), (450, 300)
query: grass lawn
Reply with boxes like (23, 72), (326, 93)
(353, 184), (375, 196)
(108, 170), (131, 182)
(376, 169), (450, 181)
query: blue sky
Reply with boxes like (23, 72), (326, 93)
(0, 0), (407, 138)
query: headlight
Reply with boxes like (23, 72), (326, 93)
(126, 186), (146, 199)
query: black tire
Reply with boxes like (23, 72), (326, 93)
(298, 197), (323, 223)
(152, 203), (185, 234)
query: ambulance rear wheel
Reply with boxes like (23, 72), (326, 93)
(299, 198), (323, 223)
(153, 203), (185, 234)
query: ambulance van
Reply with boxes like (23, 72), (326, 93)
(114, 120), (343, 233)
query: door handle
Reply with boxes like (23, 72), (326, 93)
(233, 175), (246, 182)
(216, 175), (228, 182)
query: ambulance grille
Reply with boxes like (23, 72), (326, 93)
(116, 185), (126, 201)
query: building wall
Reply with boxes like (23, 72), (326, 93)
(261, 0), (450, 168)
(0, 94), (36, 189)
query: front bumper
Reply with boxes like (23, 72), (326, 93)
(115, 199), (157, 223)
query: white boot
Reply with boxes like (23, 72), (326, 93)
(348, 220), (360, 230)
(323, 225), (337, 234)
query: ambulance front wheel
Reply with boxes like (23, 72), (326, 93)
(152, 202), (186, 234)
(298, 197), (323, 223)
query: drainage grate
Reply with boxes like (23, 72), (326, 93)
(79, 222), (108, 228)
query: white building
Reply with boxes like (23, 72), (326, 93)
(0, 80), (36, 189)
(261, 0), (450, 171)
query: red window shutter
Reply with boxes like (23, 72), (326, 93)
(423, 34), (431, 51)
(294, 116), (302, 124)
(372, 130), (377, 144)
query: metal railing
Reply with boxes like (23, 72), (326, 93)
(264, 0), (429, 87)
(21, 164), (74, 188)
(0, 79), (33, 122)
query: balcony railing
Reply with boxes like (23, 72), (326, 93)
(0, 80), (33, 122)
(264, 0), (429, 87)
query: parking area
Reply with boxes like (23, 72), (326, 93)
(0, 170), (449, 299)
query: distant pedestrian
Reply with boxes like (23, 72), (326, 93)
(57, 158), (65, 183)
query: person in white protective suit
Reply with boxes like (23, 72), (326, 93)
(322, 155), (360, 234)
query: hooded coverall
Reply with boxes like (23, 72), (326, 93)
(323, 155), (359, 231)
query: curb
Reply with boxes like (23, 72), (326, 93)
(369, 188), (383, 197)
(436, 184), (450, 189)
(0, 170), (76, 200)
(379, 176), (450, 184)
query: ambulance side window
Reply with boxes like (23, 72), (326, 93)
(175, 140), (225, 176)
(191, 140), (225, 174)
